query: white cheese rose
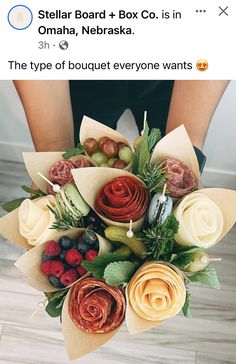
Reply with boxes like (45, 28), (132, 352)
(174, 192), (224, 248)
(19, 196), (56, 246)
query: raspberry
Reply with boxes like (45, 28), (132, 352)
(60, 269), (79, 287)
(85, 249), (98, 261)
(45, 240), (61, 257)
(66, 249), (82, 267)
(41, 261), (51, 276)
(49, 261), (65, 278)
(77, 265), (88, 277)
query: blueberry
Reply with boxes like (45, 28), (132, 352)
(42, 253), (54, 262)
(58, 236), (73, 250)
(71, 240), (78, 249)
(63, 262), (71, 271)
(77, 241), (90, 254)
(49, 276), (65, 288)
(60, 250), (67, 261)
(83, 231), (98, 245)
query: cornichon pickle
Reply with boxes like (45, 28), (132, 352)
(104, 226), (147, 259)
(113, 245), (132, 258)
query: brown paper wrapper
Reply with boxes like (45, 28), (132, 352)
(23, 152), (94, 193)
(72, 167), (147, 232)
(15, 229), (112, 293)
(0, 207), (31, 250)
(125, 261), (185, 335)
(0, 201), (62, 250)
(80, 115), (132, 171)
(62, 287), (119, 360)
(196, 188), (236, 245)
(150, 125), (200, 187)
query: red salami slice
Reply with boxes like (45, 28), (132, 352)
(47, 158), (91, 195)
(95, 176), (149, 222)
(69, 278), (125, 334)
(163, 157), (197, 198)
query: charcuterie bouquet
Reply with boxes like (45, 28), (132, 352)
(1, 115), (236, 360)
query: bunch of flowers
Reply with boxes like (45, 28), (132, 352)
(0, 116), (235, 360)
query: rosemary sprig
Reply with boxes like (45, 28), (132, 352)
(138, 163), (168, 194)
(48, 205), (84, 231)
(143, 215), (179, 260)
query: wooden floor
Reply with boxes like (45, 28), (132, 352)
(0, 160), (236, 364)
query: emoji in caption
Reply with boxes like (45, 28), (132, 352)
(8, 5), (33, 30)
(196, 59), (208, 72)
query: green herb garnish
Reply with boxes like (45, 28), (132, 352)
(1, 185), (46, 212)
(138, 163), (167, 194)
(148, 128), (162, 154)
(62, 143), (85, 160)
(82, 252), (131, 279)
(143, 215), (179, 260)
(182, 286), (192, 318)
(103, 261), (137, 287)
(188, 265), (220, 289)
(45, 289), (69, 318)
(48, 205), (84, 231)
(132, 121), (150, 175)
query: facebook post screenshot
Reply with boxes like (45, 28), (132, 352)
(0, 0), (235, 363)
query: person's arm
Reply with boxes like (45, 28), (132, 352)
(13, 80), (74, 151)
(166, 80), (229, 150)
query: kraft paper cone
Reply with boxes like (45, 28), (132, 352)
(125, 261), (185, 335)
(0, 197), (63, 250)
(15, 229), (112, 293)
(150, 125), (200, 187)
(0, 207), (31, 250)
(79, 115), (132, 171)
(23, 152), (93, 193)
(62, 287), (119, 360)
(198, 188), (236, 245)
(72, 167), (147, 232)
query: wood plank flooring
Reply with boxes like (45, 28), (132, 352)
(0, 160), (236, 364)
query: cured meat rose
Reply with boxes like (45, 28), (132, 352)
(73, 159), (91, 168)
(95, 176), (150, 222)
(49, 160), (75, 186)
(163, 157), (197, 198)
(69, 278), (125, 334)
(47, 158), (91, 195)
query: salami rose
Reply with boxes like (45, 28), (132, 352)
(73, 159), (91, 168)
(48, 159), (91, 195)
(95, 176), (149, 222)
(163, 157), (197, 198)
(69, 278), (125, 334)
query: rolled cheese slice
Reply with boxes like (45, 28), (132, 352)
(173, 192), (224, 248)
(19, 196), (56, 246)
(128, 262), (186, 322)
